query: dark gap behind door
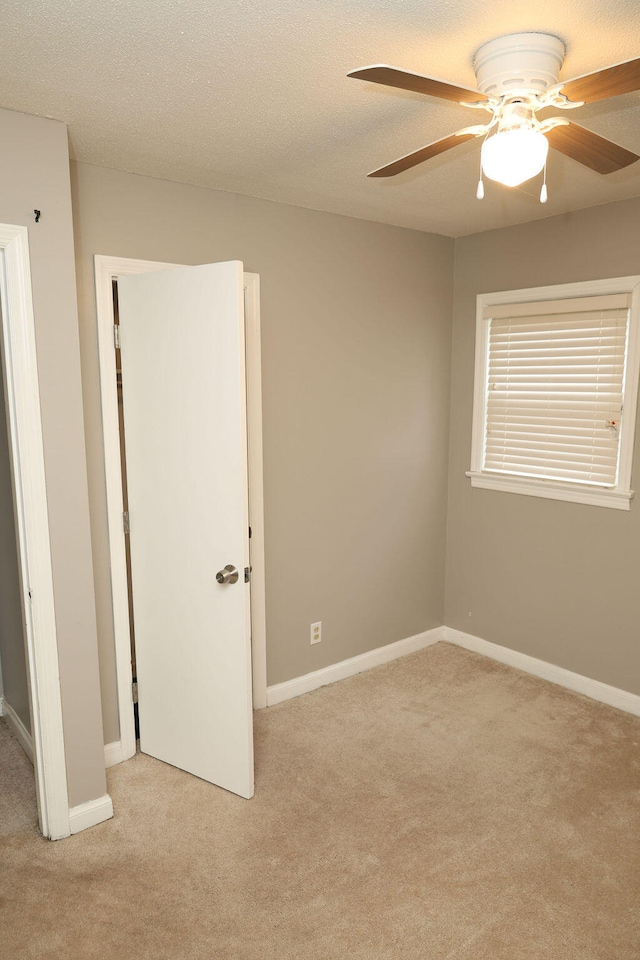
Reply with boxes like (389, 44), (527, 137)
(113, 279), (140, 741)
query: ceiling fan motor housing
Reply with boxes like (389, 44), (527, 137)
(474, 33), (566, 98)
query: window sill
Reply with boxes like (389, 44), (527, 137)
(466, 471), (634, 510)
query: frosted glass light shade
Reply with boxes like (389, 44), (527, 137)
(481, 129), (549, 187)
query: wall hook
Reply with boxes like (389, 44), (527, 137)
(34, 209), (41, 223)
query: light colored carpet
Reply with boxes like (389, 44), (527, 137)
(0, 716), (38, 838)
(1, 642), (639, 958)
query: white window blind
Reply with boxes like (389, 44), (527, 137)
(482, 294), (631, 487)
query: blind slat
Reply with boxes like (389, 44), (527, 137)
(489, 362), (625, 372)
(489, 376), (624, 385)
(488, 419), (619, 433)
(485, 444), (618, 466)
(488, 434), (617, 447)
(489, 389), (622, 399)
(488, 428), (619, 443)
(487, 401), (622, 415)
(490, 316), (628, 330)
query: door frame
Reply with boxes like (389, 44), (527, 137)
(94, 255), (267, 765)
(0, 224), (69, 839)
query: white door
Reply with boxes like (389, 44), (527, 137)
(117, 260), (254, 799)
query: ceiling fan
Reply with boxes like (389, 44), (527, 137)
(348, 33), (640, 199)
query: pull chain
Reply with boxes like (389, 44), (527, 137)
(476, 131), (492, 200)
(540, 162), (548, 203)
(476, 149), (485, 200)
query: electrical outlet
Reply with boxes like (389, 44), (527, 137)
(310, 621), (322, 645)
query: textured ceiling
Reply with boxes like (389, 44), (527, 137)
(2, 0), (640, 236)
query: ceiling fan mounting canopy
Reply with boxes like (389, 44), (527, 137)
(473, 32), (566, 98)
(348, 32), (640, 184)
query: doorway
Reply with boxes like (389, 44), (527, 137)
(0, 225), (69, 839)
(94, 256), (267, 773)
(0, 343), (38, 834)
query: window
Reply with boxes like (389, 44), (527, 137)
(468, 277), (640, 509)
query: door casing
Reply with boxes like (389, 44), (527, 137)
(94, 256), (267, 767)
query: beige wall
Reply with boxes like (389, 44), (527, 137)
(0, 354), (30, 732)
(70, 162), (454, 744)
(446, 198), (640, 695)
(0, 109), (106, 806)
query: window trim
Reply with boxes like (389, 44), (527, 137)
(467, 276), (640, 510)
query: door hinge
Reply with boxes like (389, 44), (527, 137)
(123, 511), (130, 534)
(113, 323), (121, 350)
(244, 566), (252, 583)
(132, 679), (138, 704)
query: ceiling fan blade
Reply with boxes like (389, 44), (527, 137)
(545, 122), (639, 174)
(559, 56), (640, 104)
(368, 131), (479, 178)
(349, 65), (489, 104)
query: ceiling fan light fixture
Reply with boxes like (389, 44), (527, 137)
(481, 127), (549, 187)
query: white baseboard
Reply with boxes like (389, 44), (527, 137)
(69, 794), (114, 835)
(104, 740), (126, 768)
(444, 627), (640, 718)
(2, 698), (34, 762)
(266, 623), (640, 717)
(266, 626), (444, 706)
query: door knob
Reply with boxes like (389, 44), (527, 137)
(216, 564), (239, 585)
